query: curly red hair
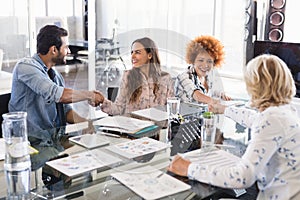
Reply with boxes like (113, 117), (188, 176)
(186, 35), (225, 68)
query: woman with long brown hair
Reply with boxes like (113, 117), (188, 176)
(100, 37), (174, 115)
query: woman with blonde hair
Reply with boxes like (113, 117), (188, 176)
(169, 54), (300, 199)
(175, 35), (230, 104)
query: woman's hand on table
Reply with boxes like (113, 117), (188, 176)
(167, 155), (191, 177)
(221, 93), (232, 101)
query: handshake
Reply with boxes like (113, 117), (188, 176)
(88, 90), (105, 107)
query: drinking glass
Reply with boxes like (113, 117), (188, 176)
(166, 97), (180, 143)
(167, 97), (180, 120)
(201, 112), (217, 150)
(2, 112), (31, 199)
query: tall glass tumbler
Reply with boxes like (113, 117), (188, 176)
(166, 97), (180, 143)
(2, 112), (31, 199)
(201, 112), (217, 150)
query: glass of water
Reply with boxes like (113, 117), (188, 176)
(167, 97), (180, 120)
(166, 97), (180, 143)
(201, 112), (217, 150)
(2, 112), (31, 199)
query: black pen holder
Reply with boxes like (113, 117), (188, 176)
(169, 116), (203, 156)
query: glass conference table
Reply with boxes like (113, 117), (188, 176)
(0, 111), (258, 199)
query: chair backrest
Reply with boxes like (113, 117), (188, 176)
(0, 93), (11, 138)
(107, 87), (119, 102)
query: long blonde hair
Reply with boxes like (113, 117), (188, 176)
(244, 54), (296, 110)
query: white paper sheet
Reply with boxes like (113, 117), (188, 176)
(46, 149), (122, 177)
(180, 148), (242, 167)
(65, 121), (89, 133)
(111, 165), (191, 200)
(131, 108), (168, 121)
(68, 134), (110, 149)
(105, 137), (171, 159)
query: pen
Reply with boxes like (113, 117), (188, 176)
(214, 144), (235, 148)
(156, 172), (164, 178)
(97, 131), (121, 138)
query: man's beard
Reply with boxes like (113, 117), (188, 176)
(52, 51), (66, 65)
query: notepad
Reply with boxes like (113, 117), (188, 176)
(111, 165), (191, 200)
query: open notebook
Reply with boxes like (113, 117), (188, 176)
(93, 115), (155, 134)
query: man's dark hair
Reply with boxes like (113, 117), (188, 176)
(37, 25), (68, 55)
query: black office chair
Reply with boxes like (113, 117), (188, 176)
(107, 87), (119, 102)
(0, 93), (11, 138)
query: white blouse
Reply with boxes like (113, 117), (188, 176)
(188, 104), (300, 200)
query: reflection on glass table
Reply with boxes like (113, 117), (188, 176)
(0, 116), (258, 199)
(0, 125), (194, 199)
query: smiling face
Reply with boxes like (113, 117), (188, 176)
(131, 42), (152, 68)
(52, 36), (70, 65)
(193, 51), (214, 78)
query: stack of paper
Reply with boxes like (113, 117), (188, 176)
(46, 149), (122, 177)
(93, 115), (155, 134)
(111, 165), (191, 200)
(105, 137), (171, 159)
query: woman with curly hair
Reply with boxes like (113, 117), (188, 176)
(169, 54), (300, 199)
(99, 37), (174, 115)
(175, 35), (231, 104)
